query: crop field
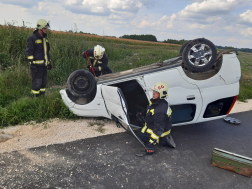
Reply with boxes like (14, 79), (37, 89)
(0, 25), (251, 127)
(237, 52), (252, 101)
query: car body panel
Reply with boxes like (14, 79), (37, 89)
(177, 53), (240, 88)
(219, 53), (241, 85)
(197, 82), (239, 123)
(143, 68), (203, 125)
(60, 85), (110, 118)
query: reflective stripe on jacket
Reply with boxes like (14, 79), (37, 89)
(25, 30), (51, 66)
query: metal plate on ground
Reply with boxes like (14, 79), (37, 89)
(211, 148), (252, 177)
(224, 117), (241, 125)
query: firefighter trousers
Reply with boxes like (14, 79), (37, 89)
(135, 117), (173, 146)
(31, 66), (47, 95)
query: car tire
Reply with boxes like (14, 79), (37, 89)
(182, 38), (217, 72)
(67, 69), (97, 98)
(179, 40), (191, 56)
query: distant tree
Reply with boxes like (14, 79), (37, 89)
(74, 23), (78, 33)
(163, 39), (187, 45)
(119, 34), (157, 42)
(226, 46), (233, 49)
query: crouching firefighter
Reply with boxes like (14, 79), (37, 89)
(82, 45), (112, 77)
(136, 81), (176, 155)
(25, 19), (52, 97)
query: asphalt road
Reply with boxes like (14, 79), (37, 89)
(0, 111), (251, 189)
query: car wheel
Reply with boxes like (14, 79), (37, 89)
(67, 69), (97, 98)
(182, 38), (217, 72)
(179, 40), (191, 56)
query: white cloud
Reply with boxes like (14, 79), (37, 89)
(205, 16), (222, 22)
(224, 26), (234, 32)
(65, 0), (78, 5)
(240, 10), (252, 24)
(240, 27), (252, 37)
(134, 13), (176, 30)
(189, 23), (211, 29)
(178, 0), (250, 19)
(0, 0), (39, 8)
(61, 0), (153, 17)
(138, 20), (150, 28)
(226, 38), (237, 42)
(238, 39), (252, 46)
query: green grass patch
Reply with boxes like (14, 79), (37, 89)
(237, 52), (252, 101)
(0, 90), (77, 127)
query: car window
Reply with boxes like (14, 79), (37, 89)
(203, 96), (236, 118)
(171, 104), (196, 124)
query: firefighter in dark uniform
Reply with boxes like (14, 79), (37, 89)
(136, 81), (176, 155)
(25, 19), (52, 97)
(82, 45), (112, 77)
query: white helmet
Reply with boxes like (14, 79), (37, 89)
(94, 45), (105, 59)
(151, 81), (168, 99)
(36, 19), (50, 30)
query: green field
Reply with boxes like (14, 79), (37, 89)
(0, 25), (251, 127)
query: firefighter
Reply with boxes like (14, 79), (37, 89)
(25, 19), (52, 97)
(136, 81), (176, 155)
(82, 45), (112, 77)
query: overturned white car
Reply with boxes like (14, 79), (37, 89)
(60, 38), (241, 130)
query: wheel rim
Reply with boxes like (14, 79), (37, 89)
(187, 43), (213, 67)
(73, 76), (91, 93)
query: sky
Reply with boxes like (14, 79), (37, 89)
(0, 0), (252, 48)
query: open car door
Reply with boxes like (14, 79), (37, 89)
(101, 85), (145, 147)
(101, 85), (129, 125)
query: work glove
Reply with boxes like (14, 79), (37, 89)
(145, 143), (154, 155)
(47, 63), (52, 70)
(30, 64), (37, 73)
(82, 51), (88, 58)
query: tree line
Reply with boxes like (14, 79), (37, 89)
(163, 39), (187, 45)
(120, 34), (157, 42)
(216, 46), (252, 53)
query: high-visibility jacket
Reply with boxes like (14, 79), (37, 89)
(86, 49), (108, 72)
(141, 98), (172, 143)
(25, 30), (51, 66)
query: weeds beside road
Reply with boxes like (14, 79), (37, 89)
(237, 52), (252, 102)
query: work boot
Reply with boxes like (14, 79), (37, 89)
(165, 134), (176, 148)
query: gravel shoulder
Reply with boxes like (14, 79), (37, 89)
(0, 99), (251, 153)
